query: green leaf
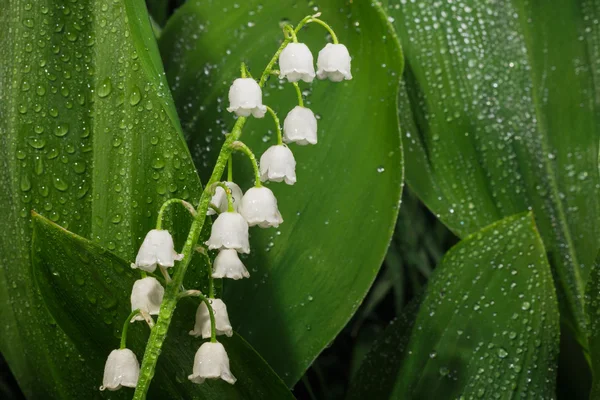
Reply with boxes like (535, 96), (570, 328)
(585, 251), (600, 397)
(0, 0), (201, 397)
(384, 0), (600, 338)
(32, 212), (294, 399)
(348, 213), (560, 399)
(158, 0), (404, 385)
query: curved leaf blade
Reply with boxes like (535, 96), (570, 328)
(385, 0), (600, 337)
(159, 0), (404, 385)
(0, 0), (202, 397)
(585, 251), (600, 398)
(348, 213), (560, 399)
(32, 212), (294, 400)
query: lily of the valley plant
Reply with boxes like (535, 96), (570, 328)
(99, 14), (352, 397)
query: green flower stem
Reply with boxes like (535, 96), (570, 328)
(300, 17), (339, 44)
(214, 182), (234, 212)
(134, 15), (316, 399)
(292, 82), (304, 107)
(232, 141), (262, 187)
(265, 106), (283, 145)
(156, 198), (197, 230)
(178, 290), (217, 343)
(120, 309), (140, 350)
(227, 156), (233, 182)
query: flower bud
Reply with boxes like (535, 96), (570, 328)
(132, 229), (183, 273)
(205, 212), (250, 253)
(278, 43), (315, 83)
(226, 78), (267, 118)
(207, 181), (243, 215)
(212, 249), (250, 280)
(100, 349), (139, 391)
(189, 298), (233, 339)
(260, 145), (296, 185)
(188, 342), (236, 385)
(283, 106), (318, 145)
(317, 43), (352, 82)
(239, 187), (283, 228)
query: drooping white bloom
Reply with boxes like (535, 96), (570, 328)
(188, 342), (236, 385)
(130, 277), (164, 321)
(189, 298), (233, 339)
(131, 229), (183, 273)
(226, 78), (267, 118)
(207, 182), (243, 215)
(278, 42), (315, 83)
(212, 249), (250, 280)
(259, 145), (296, 185)
(239, 187), (283, 228)
(316, 43), (352, 82)
(283, 106), (318, 145)
(100, 349), (140, 391)
(205, 212), (250, 253)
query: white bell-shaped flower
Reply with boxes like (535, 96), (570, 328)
(188, 342), (236, 385)
(212, 249), (250, 280)
(207, 182), (243, 215)
(130, 277), (164, 321)
(189, 298), (233, 339)
(100, 349), (140, 391)
(205, 212), (250, 253)
(132, 229), (183, 273)
(317, 43), (352, 82)
(239, 187), (283, 228)
(283, 106), (318, 145)
(260, 145), (296, 185)
(226, 78), (267, 118)
(278, 43), (315, 83)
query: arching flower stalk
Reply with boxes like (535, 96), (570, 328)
(99, 14), (352, 398)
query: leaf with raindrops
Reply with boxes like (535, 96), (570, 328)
(31, 212), (295, 400)
(383, 0), (600, 342)
(348, 213), (560, 399)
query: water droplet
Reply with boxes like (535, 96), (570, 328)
(73, 161), (86, 174)
(521, 301), (531, 311)
(97, 77), (112, 98)
(53, 123), (69, 137)
(497, 348), (508, 358)
(53, 178), (69, 192)
(129, 86), (141, 106)
(36, 85), (46, 96)
(152, 157), (165, 170)
(27, 137), (46, 149)
(20, 175), (31, 192)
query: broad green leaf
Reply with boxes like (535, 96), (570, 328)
(0, 0), (202, 397)
(158, 0), (404, 386)
(348, 213), (560, 399)
(384, 0), (600, 338)
(585, 251), (600, 398)
(32, 212), (294, 399)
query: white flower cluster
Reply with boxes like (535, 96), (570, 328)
(101, 24), (351, 393)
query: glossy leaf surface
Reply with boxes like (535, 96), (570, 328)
(585, 252), (600, 398)
(159, 0), (404, 385)
(32, 213), (294, 399)
(385, 0), (600, 338)
(0, 0), (201, 397)
(348, 213), (560, 399)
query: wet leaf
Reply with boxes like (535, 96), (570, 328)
(0, 0), (201, 397)
(348, 213), (560, 399)
(32, 212), (294, 400)
(585, 251), (600, 397)
(159, 0), (404, 385)
(384, 0), (600, 339)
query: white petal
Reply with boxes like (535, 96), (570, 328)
(278, 43), (315, 83)
(239, 187), (283, 228)
(259, 145), (297, 185)
(207, 182), (244, 215)
(283, 106), (318, 145)
(205, 212), (250, 253)
(226, 78), (266, 118)
(212, 249), (250, 280)
(133, 229), (181, 272)
(316, 43), (352, 82)
(189, 299), (233, 339)
(130, 277), (164, 321)
(188, 342), (236, 385)
(100, 349), (140, 391)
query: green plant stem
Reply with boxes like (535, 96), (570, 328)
(265, 106), (283, 145)
(156, 198), (196, 229)
(301, 17), (339, 44)
(133, 15), (314, 399)
(120, 309), (140, 349)
(227, 156), (233, 182)
(292, 82), (304, 107)
(232, 141), (262, 187)
(214, 182), (234, 212)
